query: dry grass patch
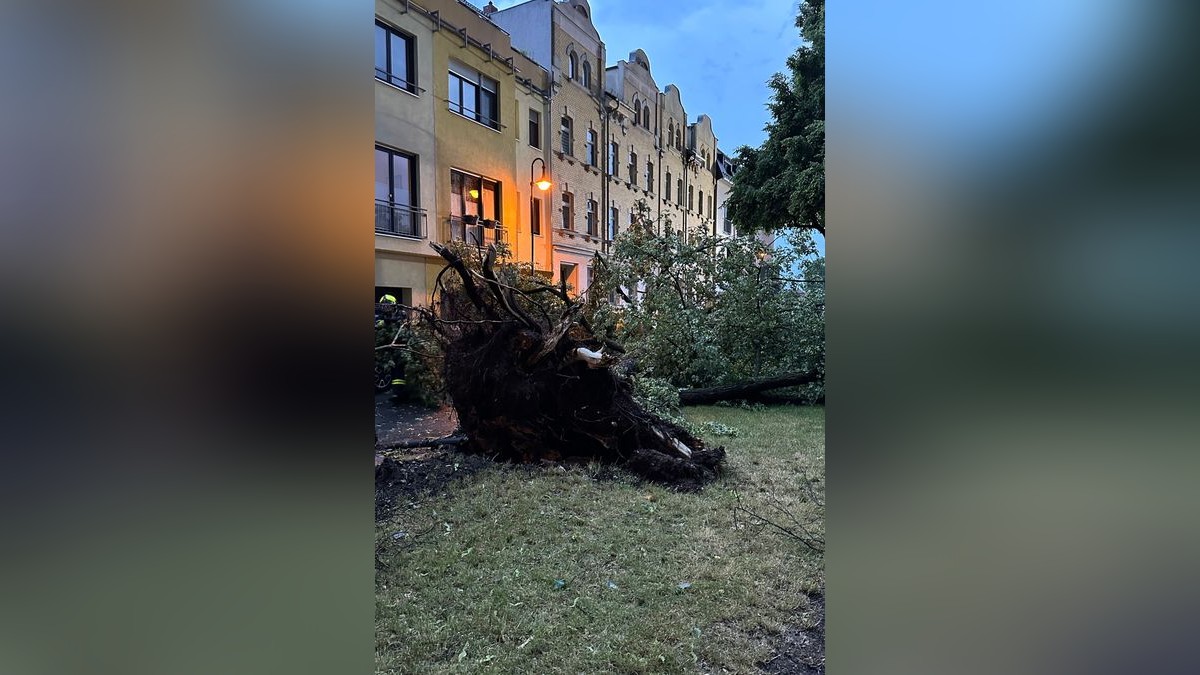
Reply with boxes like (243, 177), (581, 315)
(375, 405), (824, 673)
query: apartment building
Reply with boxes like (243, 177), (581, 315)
(689, 113), (719, 237)
(375, 0), (552, 305)
(715, 149), (738, 237)
(604, 49), (660, 237)
(375, 1), (437, 307)
(511, 49), (555, 275)
(376, 0), (742, 303)
(491, 0), (607, 294)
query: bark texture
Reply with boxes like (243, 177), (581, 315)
(678, 372), (822, 406)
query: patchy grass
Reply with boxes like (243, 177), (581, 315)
(375, 405), (824, 673)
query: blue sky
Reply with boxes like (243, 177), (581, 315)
(490, 0), (802, 153)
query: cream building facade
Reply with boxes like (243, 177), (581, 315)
(604, 49), (660, 237)
(491, 0), (607, 294)
(376, 0), (742, 304)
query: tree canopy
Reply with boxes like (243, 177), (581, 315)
(589, 205), (824, 404)
(726, 0), (824, 236)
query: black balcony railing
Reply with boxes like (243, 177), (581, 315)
(375, 200), (426, 238)
(449, 216), (505, 247)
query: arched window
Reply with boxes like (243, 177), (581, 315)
(632, 99), (640, 126)
(568, 52), (578, 80)
(667, 120), (673, 145)
(675, 128), (682, 149)
(643, 105), (650, 129)
(582, 61), (591, 88)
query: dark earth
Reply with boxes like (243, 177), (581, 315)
(759, 593), (826, 675)
(374, 394), (482, 522)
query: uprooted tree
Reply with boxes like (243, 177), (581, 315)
(402, 241), (725, 490)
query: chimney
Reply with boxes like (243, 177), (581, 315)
(482, 1), (498, 16)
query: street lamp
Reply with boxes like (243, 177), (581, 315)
(532, 157), (551, 191)
(530, 157), (551, 268)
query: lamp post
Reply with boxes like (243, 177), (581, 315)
(530, 157), (551, 269)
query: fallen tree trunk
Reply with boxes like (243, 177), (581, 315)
(376, 434), (468, 451)
(678, 371), (822, 406)
(412, 243), (724, 490)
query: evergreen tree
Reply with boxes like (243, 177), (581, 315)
(726, 0), (824, 236)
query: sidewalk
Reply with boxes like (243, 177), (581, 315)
(374, 394), (458, 446)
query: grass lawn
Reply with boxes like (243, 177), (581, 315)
(375, 405), (824, 673)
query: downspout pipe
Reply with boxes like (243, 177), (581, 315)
(601, 90), (618, 256)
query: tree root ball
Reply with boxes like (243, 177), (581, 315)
(419, 243), (727, 490)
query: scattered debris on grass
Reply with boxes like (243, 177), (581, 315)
(759, 592), (825, 675)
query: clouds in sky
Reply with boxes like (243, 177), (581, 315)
(490, 0), (801, 152)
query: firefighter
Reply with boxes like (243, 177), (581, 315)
(376, 293), (406, 389)
(376, 293), (397, 327)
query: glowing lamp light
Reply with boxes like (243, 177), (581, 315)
(535, 176), (552, 191)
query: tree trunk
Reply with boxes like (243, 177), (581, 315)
(416, 243), (725, 490)
(678, 371), (821, 406)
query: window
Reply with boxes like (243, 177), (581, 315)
(531, 196), (542, 236)
(676, 178), (683, 205)
(528, 109), (541, 149)
(698, 190), (704, 215)
(448, 62), (499, 129)
(585, 266), (594, 292)
(667, 121), (673, 146)
(628, 151), (638, 185)
(710, 195), (716, 218)
(582, 61), (591, 89)
(688, 185), (694, 211)
(608, 142), (618, 176)
(665, 170), (672, 200)
(560, 262), (577, 291)
(632, 100), (641, 126)
(643, 105), (650, 129)
(585, 129), (597, 166)
(449, 169), (501, 245)
(561, 191), (574, 230)
(568, 52), (578, 80)
(375, 21), (416, 93)
(375, 145), (421, 237)
(586, 198), (598, 235)
(646, 160), (654, 192)
(608, 206), (618, 240)
(560, 115), (573, 155)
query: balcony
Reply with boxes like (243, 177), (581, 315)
(448, 215), (506, 247)
(375, 200), (427, 239)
